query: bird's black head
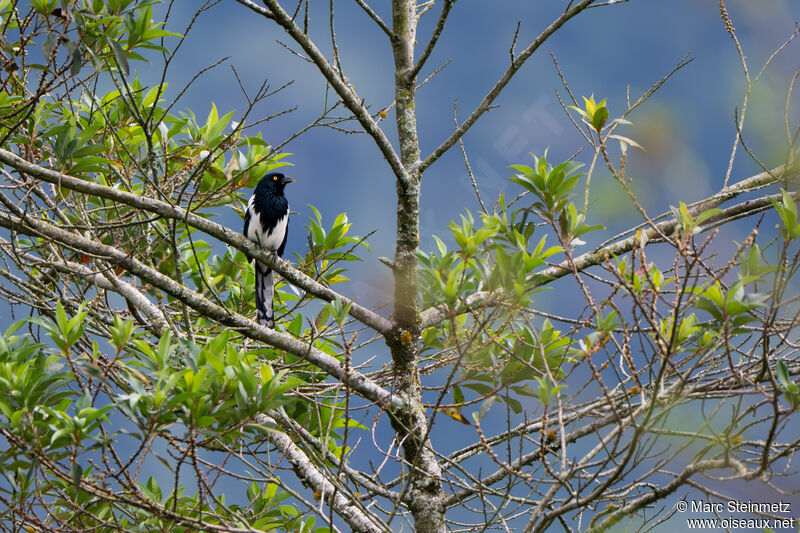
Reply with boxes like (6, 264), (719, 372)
(258, 172), (294, 194)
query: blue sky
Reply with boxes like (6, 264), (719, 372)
(129, 2), (800, 525)
(151, 0), (799, 266)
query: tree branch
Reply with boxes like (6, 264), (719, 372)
(0, 203), (397, 408)
(232, 0), (274, 18)
(0, 148), (395, 335)
(419, 0), (597, 172)
(0, 238), (170, 336)
(353, 0), (393, 38)
(275, 409), (402, 501)
(1, 428), (288, 533)
(409, 0), (454, 80)
(418, 164), (798, 329)
(235, 0), (409, 185)
(256, 413), (388, 533)
(581, 459), (732, 533)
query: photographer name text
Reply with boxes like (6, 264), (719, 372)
(688, 499), (791, 514)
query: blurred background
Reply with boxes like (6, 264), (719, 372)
(146, 0), (800, 308)
(133, 1), (800, 529)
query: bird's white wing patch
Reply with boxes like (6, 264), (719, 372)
(245, 206), (265, 244)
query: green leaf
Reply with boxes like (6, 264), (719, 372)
(475, 395), (496, 422)
(314, 306), (331, 329)
(70, 48), (82, 76)
(775, 360), (798, 401)
(433, 235), (447, 256)
(50, 428), (72, 446)
(453, 385), (464, 405)
(694, 207), (723, 226)
(505, 396), (522, 414)
(0, 34), (14, 54)
(592, 105), (609, 131)
(607, 134), (645, 152)
(71, 462), (83, 490)
(42, 33), (57, 58)
(107, 38), (129, 76)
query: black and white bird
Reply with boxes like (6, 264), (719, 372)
(243, 172), (292, 328)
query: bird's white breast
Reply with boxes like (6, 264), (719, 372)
(261, 212), (288, 250)
(246, 195), (289, 252)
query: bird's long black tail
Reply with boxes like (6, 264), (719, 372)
(254, 262), (275, 328)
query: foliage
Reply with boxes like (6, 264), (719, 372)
(0, 1), (798, 532)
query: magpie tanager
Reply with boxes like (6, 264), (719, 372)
(243, 172), (292, 328)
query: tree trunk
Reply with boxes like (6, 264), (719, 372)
(389, 1), (446, 531)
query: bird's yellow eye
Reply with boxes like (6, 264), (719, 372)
(273, 176), (278, 181)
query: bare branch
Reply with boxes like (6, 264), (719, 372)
(353, 0), (392, 37)
(420, 0), (597, 172)
(0, 195), (396, 410)
(0, 148), (395, 336)
(236, 0), (409, 185)
(232, 0), (274, 18)
(419, 164), (799, 329)
(0, 236), (170, 336)
(255, 413), (389, 532)
(410, 0), (455, 80)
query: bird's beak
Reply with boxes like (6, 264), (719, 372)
(281, 177), (295, 185)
